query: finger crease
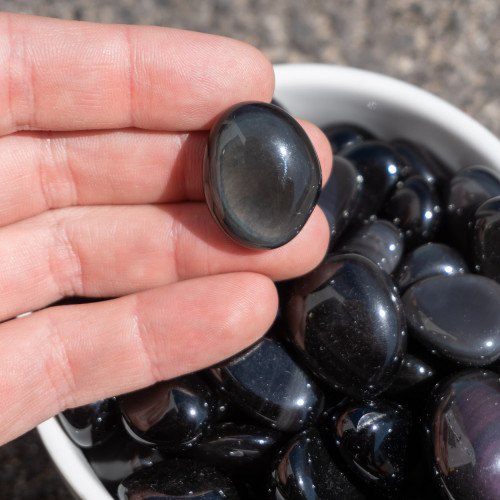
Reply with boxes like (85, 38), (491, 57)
(47, 212), (84, 298)
(43, 309), (78, 412)
(130, 295), (162, 384)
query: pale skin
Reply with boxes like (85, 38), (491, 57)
(0, 13), (332, 446)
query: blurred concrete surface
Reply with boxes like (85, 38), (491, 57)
(0, 0), (499, 498)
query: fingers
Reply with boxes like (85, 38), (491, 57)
(0, 120), (332, 227)
(0, 272), (278, 445)
(0, 202), (329, 321)
(0, 13), (275, 135)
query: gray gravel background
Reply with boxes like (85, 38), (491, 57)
(0, 0), (499, 498)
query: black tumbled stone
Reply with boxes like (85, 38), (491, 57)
(474, 195), (500, 283)
(209, 336), (324, 433)
(119, 374), (216, 450)
(317, 155), (363, 248)
(57, 398), (120, 449)
(269, 427), (366, 499)
(329, 398), (412, 492)
(403, 274), (500, 365)
(204, 101), (322, 249)
(426, 370), (500, 500)
(334, 219), (405, 274)
(117, 458), (239, 500)
(445, 165), (500, 262)
(281, 253), (407, 398)
(392, 242), (468, 292)
(340, 140), (403, 221)
(382, 175), (442, 248)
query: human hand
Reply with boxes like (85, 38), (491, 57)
(0, 13), (332, 445)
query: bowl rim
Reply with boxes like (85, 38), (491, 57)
(37, 62), (500, 500)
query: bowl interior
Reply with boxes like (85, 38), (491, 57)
(37, 63), (500, 500)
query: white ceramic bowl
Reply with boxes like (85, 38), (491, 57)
(37, 63), (500, 499)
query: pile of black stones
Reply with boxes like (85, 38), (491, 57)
(57, 101), (500, 500)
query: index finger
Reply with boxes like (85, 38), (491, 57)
(0, 13), (275, 135)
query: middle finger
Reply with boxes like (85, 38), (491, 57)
(0, 120), (332, 227)
(0, 202), (329, 322)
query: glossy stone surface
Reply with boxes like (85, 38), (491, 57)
(392, 242), (468, 292)
(187, 422), (283, 475)
(382, 175), (442, 248)
(474, 195), (500, 282)
(341, 141), (403, 221)
(384, 353), (437, 398)
(269, 427), (366, 499)
(282, 253), (406, 397)
(391, 138), (451, 191)
(322, 123), (375, 154)
(426, 370), (500, 500)
(117, 458), (239, 499)
(402, 274), (500, 365)
(210, 337), (324, 433)
(335, 219), (404, 274)
(83, 428), (164, 492)
(119, 374), (216, 449)
(204, 101), (322, 249)
(317, 155), (363, 247)
(329, 399), (412, 491)
(446, 165), (500, 261)
(58, 398), (120, 449)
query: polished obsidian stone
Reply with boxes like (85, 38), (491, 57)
(187, 422), (283, 475)
(391, 138), (451, 191)
(340, 141), (403, 221)
(269, 427), (366, 499)
(83, 427), (163, 493)
(426, 370), (500, 500)
(329, 398), (412, 492)
(446, 165), (500, 262)
(57, 397), (120, 449)
(334, 219), (404, 274)
(402, 274), (500, 365)
(281, 253), (407, 398)
(382, 175), (442, 248)
(322, 123), (375, 154)
(119, 374), (216, 449)
(204, 101), (322, 249)
(392, 242), (468, 292)
(209, 337), (324, 433)
(117, 458), (239, 500)
(383, 353), (437, 398)
(317, 155), (363, 247)
(474, 195), (500, 283)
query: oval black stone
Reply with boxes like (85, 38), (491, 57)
(445, 165), (500, 262)
(269, 427), (366, 499)
(209, 336), (324, 433)
(281, 253), (407, 397)
(391, 138), (451, 191)
(340, 140), (403, 221)
(317, 155), (363, 248)
(392, 242), (468, 292)
(334, 219), (404, 274)
(322, 122), (375, 154)
(119, 374), (216, 449)
(329, 398), (412, 491)
(57, 397), (120, 449)
(426, 370), (500, 500)
(474, 195), (500, 283)
(117, 458), (239, 500)
(83, 427), (164, 492)
(382, 175), (442, 248)
(204, 101), (322, 249)
(402, 274), (500, 365)
(187, 422), (283, 475)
